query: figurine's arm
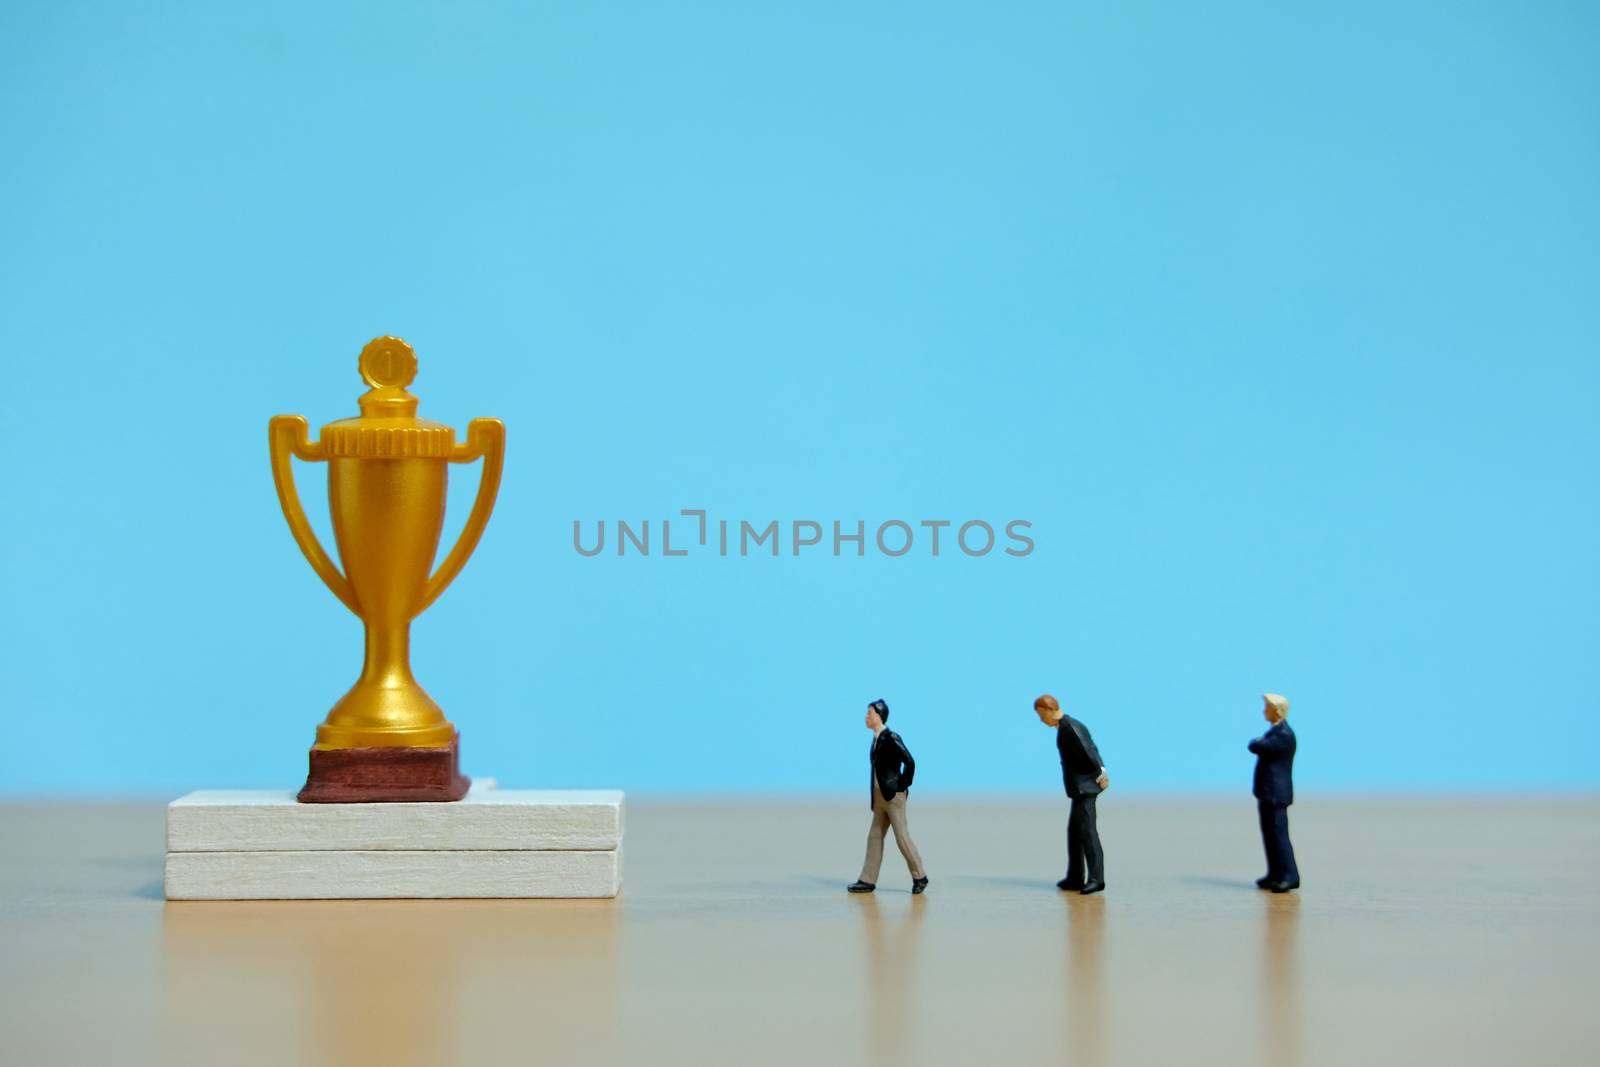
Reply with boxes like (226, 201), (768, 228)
(1250, 730), (1293, 754)
(1075, 722), (1108, 789)
(898, 737), (915, 790)
(1075, 722), (1104, 770)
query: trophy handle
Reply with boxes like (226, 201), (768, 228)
(268, 415), (361, 616)
(417, 417), (506, 617)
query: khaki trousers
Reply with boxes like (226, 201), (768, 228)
(858, 783), (925, 883)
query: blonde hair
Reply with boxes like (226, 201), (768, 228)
(1034, 693), (1060, 712)
(1264, 693), (1290, 720)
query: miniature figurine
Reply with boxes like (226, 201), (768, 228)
(847, 699), (929, 895)
(1034, 694), (1108, 894)
(1249, 693), (1300, 893)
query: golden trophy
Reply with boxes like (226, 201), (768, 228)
(269, 336), (505, 803)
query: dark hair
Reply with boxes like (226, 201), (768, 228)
(869, 699), (889, 723)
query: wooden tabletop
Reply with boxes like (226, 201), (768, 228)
(2, 795), (1595, 1065)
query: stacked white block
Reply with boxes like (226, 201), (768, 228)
(164, 782), (623, 900)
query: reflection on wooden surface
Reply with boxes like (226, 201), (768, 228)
(856, 894), (927, 1061)
(1065, 894), (1106, 1060)
(160, 899), (620, 1063)
(1261, 893), (1302, 1066)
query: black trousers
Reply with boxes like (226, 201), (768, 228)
(1065, 795), (1104, 886)
(1257, 800), (1299, 883)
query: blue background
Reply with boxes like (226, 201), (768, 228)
(2, 1), (1595, 794)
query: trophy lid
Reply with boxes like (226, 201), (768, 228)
(320, 337), (457, 458)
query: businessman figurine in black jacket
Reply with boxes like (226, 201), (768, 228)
(847, 699), (929, 895)
(1249, 693), (1300, 893)
(1034, 694), (1109, 895)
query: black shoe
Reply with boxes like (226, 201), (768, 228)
(1079, 879), (1106, 895)
(1268, 880), (1300, 894)
(847, 881), (876, 893)
(1057, 878), (1084, 892)
(1256, 876), (1276, 889)
(912, 876), (929, 895)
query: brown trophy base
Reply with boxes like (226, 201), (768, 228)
(297, 736), (471, 803)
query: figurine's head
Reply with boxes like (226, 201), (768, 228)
(1034, 693), (1064, 727)
(1262, 693), (1289, 724)
(866, 699), (889, 731)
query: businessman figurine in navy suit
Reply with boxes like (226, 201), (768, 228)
(1034, 694), (1109, 895)
(1249, 693), (1300, 893)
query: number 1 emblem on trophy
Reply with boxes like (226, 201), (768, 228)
(269, 336), (505, 802)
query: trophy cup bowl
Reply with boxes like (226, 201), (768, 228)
(269, 336), (505, 802)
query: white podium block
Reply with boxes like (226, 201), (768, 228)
(164, 782), (624, 900)
(167, 784), (623, 852)
(164, 848), (622, 900)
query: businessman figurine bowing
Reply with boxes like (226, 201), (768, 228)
(1034, 694), (1108, 894)
(1250, 693), (1300, 893)
(847, 699), (929, 895)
